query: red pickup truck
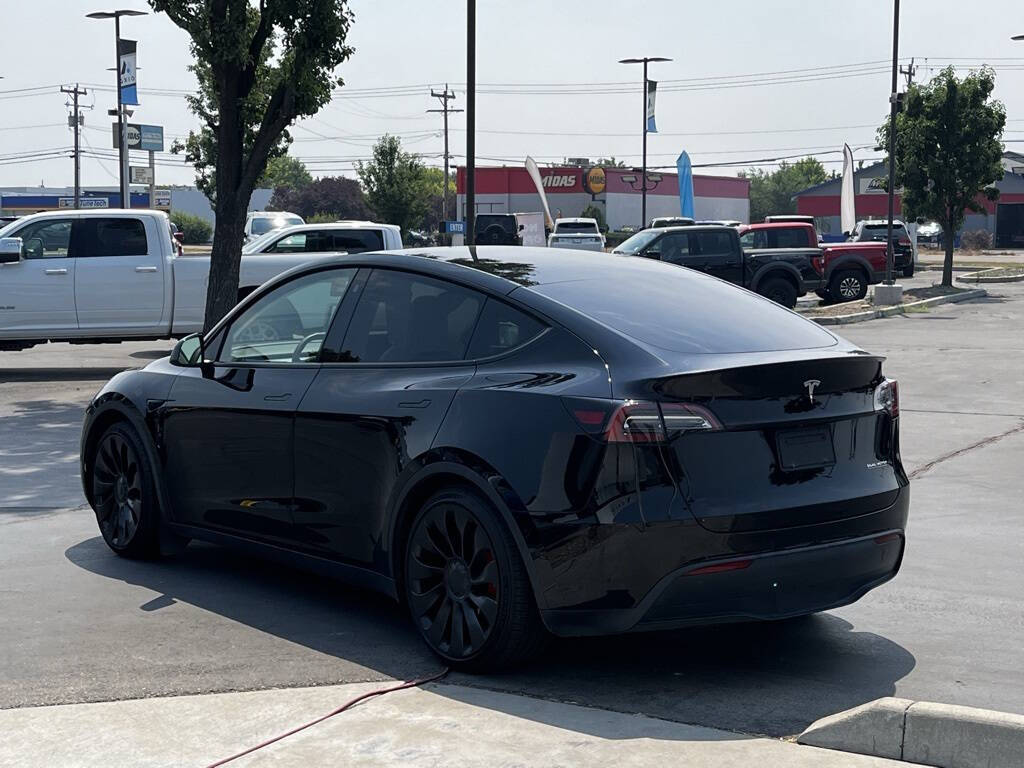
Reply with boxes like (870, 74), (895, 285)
(738, 222), (889, 302)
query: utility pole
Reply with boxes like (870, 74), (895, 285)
(466, 0), (476, 244)
(61, 84), (88, 209)
(900, 57), (917, 89)
(427, 84), (463, 232)
(618, 56), (672, 228)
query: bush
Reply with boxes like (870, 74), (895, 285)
(959, 229), (992, 251)
(580, 204), (607, 232)
(170, 211), (213, 244)
(306, 212), (340, 224)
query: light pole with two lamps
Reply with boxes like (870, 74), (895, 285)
(618, 56), (671, 228)
(86, 8), (146, 209)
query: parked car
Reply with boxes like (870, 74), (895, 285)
(917, 220), (943, 248)
(547, 217), (605, 251)
(614, 225), (821, 308)
(849, 220), (916, 277)
(80, 245), (907, 671)
(650, 216), (695, 228)
(243, 211), (304, 242)
(473, 214), (523, 246)
(739, 222), (889, 302)
(243, 221), (404, 255)
(696, 220), (742, 227)
(0, 209), (338, 351)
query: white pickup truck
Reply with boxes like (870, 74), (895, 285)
(547, 217), (605, 251)
(0, 209), (345, 351)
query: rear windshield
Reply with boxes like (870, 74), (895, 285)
(476, 216), (516, 232)
(533, 267), (837, 354)
(555, 222), (599, 234)
(251, 216), (303, 235)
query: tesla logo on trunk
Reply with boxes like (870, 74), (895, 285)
(803, 379), (821, 403)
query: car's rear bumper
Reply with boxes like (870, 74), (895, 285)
(541, 528), (905, 636)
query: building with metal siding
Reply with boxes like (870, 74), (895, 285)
(794, 152), (1024, 247)
(455, 166), (750, 230)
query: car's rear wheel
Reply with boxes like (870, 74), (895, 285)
(91, 423), (160, 559)
(829, 269), (868, 302)
(758, 277), (798, 309)
(404, 487), (547, 671)
(903, 262), (915, 278)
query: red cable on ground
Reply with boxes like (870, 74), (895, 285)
(205, 668), (449, 767)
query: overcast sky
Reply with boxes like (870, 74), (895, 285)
(2, 0), (1023, 189)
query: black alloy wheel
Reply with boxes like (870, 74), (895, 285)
(404, 488), (547, 670)
(758, 277), (798, 309)
(91, 423), (160, 558)
(830, 269), (868, 302)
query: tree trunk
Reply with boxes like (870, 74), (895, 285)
(941, 217), (955, 287)
(204, 192), (247, 331)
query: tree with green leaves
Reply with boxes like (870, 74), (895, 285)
(878, 66), (1005, 286)
(151, 0), (354, 329)
(743, 157), (828, 223)
(269, 176), (373, 220)
(259, 154), (313, 191)
(357, 135), (430, 234)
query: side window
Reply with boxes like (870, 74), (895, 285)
(773, 227), (808, 249)
(695, 231), (735, 257)
(331, 230), (384, 254)
(221, 268), (357, 363)
(466, 299), (546, 359)
(658, 233), (692, 264)
(268, 233), (308, 253)
(12, 219), (73, 259)
(740, 229), (768, 249)
(339, 270), (484, 363)
(75, 218), (149, 257)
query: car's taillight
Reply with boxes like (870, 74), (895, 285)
(811, 255), (825, 275)
(874, 379), (899, 418)
(567, 399), (721, 444)
(898, 237), (912, 247)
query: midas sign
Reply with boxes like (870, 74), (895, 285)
(585, 166), (606, 195)
(541, 174), (579, 189)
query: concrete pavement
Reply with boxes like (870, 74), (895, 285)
(0, 681), (924, 768)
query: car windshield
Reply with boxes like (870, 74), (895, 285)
(251, 216), (303, 236)
(242, 230), (285, 253)
(614, 230), (661, 254)
(556, 222), (598, 234)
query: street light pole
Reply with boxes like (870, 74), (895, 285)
(884, 0), (901, 287)
(466, 0), (476, 245)
(86, 9), (146, 209)
(619, 56), (671, 228)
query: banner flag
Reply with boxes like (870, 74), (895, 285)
(525, 156), (554, 230)
(676, 151), (695, 218)
(118, 39), (138, 105)
(841, 143), (856, 235)
(646, 80), (658, 133)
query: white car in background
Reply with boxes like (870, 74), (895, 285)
(243, 210), (305, 242)
(243, 221), (404, 255)
(547, 217), (605, 251)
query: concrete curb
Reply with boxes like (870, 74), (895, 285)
(956, 268), (1024, 283)
(807, 288), (988, 326)
(798, 697), (1024, 768)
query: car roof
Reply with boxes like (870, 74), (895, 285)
(641, 224), (735, 234)
(9, 208), (166, 219)
(555, 217), (597, 224)
(740, 221), (814, 230)
(248, 210), (301, 218)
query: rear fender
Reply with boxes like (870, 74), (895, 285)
(750, 262), (801, 291)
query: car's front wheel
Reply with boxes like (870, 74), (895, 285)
(403, 487), (547, 671)
(90, 422), (160, 559)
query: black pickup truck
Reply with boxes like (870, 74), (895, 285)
(612, 225), (821, 308)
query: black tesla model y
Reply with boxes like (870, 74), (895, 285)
(81, 247), (908, 670)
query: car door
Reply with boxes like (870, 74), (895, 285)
(292, 267), (482, 567)
(693, 230), (743, 284)
(160, 266), (358, 545)
(73, 215), (166, 332)
(0, 217), (77, 334)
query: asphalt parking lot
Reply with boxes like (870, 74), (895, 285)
(1, 277), (1022, 739)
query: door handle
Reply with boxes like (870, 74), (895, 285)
(263, 393), (292, 402)
(135, 266), (158, 273)
(44, 268), (68, 275)
(398, 399), (432, 409)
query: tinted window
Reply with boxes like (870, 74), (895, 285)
(330, 230), (384, 253)
(340, 270), (484, 363)
(11, 219), (72, 259)
(466, 299), (546, 359)
(251, 216), (302, 235)
(555, 222), (599, 234)
(739, 229), (768, 249)
(533, 270), (837, 354)
(694, 230), (736, 257)
(772, 227), (809, 249)
(74, 218), (149, 257)
(658, 232), (692, 263)
(614, 229), (660, 254)
(222, 268), (356, 363)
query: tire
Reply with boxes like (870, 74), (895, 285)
(758, 277), (798, 309)
(89, 422), (161, 559)
(828, 269), (868, 302)
(403, 487), (547, 672)
(903, 262), (915, 278)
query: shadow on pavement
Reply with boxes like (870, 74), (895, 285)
(0, 398), (86, 510)
(65, 533), (915, 738)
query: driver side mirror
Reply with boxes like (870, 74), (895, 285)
(172, 231), (185, 244)
(0, 237), (22, 264)
(169, 332), (205, 367)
